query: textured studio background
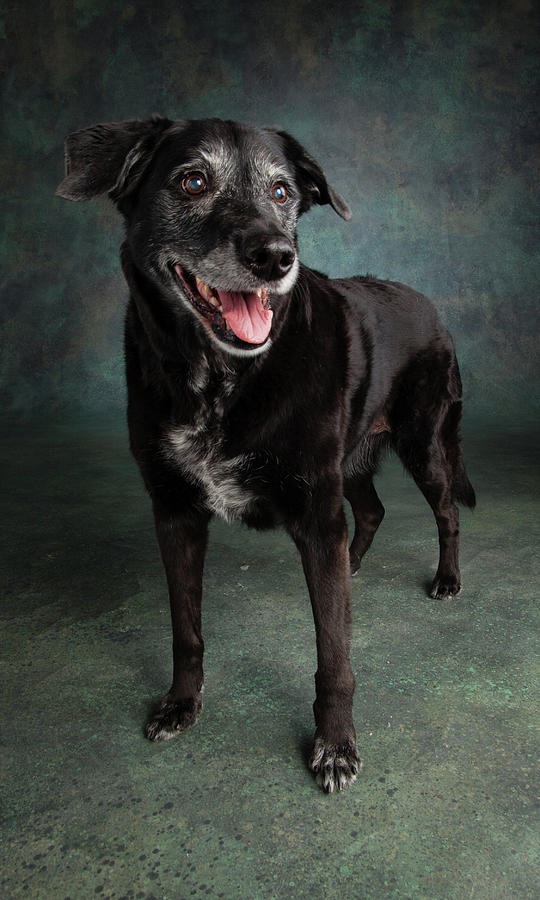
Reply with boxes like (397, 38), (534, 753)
(1, 0), (538, 421)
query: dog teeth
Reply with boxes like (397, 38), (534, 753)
(195, 276), (214, 302)
(195, 276), (224, 313)
(194, 276), (266, 321)
(256, 287), (270, 309)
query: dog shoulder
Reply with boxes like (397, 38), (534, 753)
(332, 273), (445, 333)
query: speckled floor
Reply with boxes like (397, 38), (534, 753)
(1, 414), (538, 899)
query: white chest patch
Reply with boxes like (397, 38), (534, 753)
(165, 379), (254, 523)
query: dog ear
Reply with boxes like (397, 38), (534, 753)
(56, 116), (173, 203)
(267, 128), (351, 221)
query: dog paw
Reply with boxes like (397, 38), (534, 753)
(309, 736), (362, 792)
(430, 574), (461, 600)
(145, 694), (202, 742)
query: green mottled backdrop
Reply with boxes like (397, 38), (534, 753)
(1, 0), (538, 419)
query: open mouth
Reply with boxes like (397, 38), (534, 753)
(171, 264), (273, 349)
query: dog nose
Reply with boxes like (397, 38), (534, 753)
(241, 232), (295, 281)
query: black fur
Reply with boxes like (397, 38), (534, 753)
(57, 117), (475, 793)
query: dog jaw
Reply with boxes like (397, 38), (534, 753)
(170, 262), (278, 355)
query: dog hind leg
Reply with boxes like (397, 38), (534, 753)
(344, 475), (385, 575)
(394, 400), (469, 600)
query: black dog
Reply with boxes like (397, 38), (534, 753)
(57, 117), (475, 792)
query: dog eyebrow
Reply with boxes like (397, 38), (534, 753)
(163, 132), (295, 191)
(246, 146), (293, 186)
(165, 146), (236, 184)
(167, 161), (212, 180)
(198, 144), (292, 187)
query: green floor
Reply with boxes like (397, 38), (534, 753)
(1, 414), (538, 899)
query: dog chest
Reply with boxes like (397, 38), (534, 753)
(165, 373), (256, 522)
(167, 423), (253, 522)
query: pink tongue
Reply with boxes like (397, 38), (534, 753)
(216, 290), (273, 344)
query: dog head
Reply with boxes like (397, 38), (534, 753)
(57, 117), (351, 356)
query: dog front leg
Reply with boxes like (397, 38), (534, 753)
(292, 507), (362, 792)
(145, 504), (210, 742)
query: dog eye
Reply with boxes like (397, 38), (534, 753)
(271, 183), (288, 204)
(182, 173), (207, 196)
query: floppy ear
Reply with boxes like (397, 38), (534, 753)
(56, 115), (173, 203)
(268, 128), (352, 221)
